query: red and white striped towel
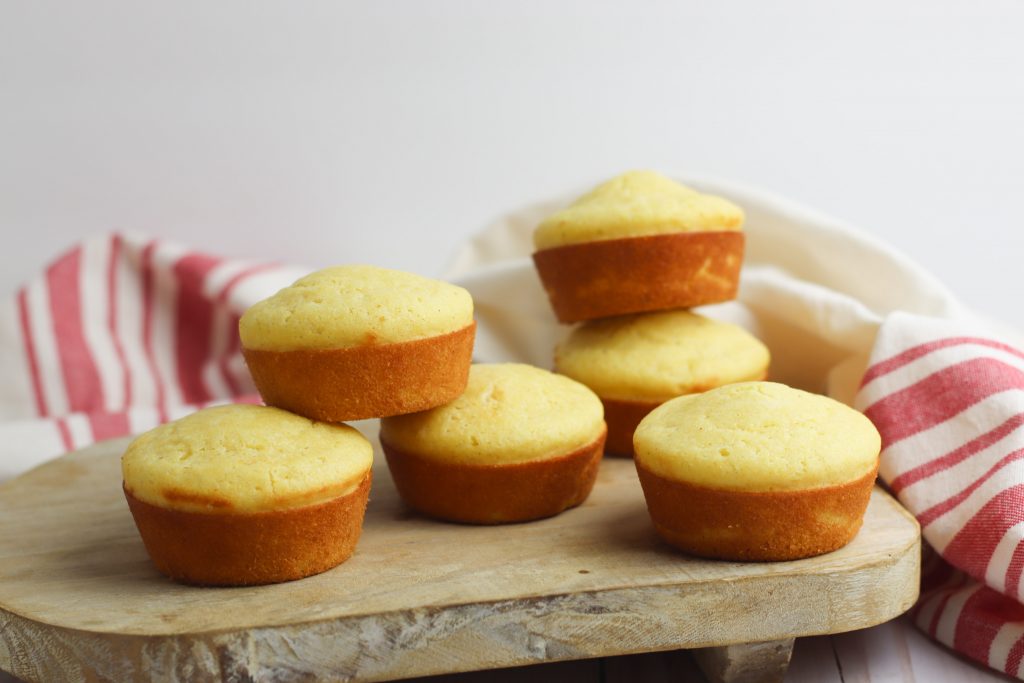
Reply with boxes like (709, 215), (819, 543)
(0, 233), (304, 479)
(855, 313), (1024, 677)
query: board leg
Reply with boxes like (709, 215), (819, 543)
(691, 638), (794, 683)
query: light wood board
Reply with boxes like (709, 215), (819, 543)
(0, 425), (920, 683)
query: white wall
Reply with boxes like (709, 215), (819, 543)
(2, 0), (1022, 328)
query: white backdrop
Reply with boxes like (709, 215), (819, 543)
(2, 0), (1022, 329)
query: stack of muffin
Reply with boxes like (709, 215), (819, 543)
(121, 265), (607, 586)
(533, 171), (880, 561)
(532, 171), (770, 456)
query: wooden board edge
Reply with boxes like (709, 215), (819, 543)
(0, 531), (920, 683)
(872, 484), (922, 529)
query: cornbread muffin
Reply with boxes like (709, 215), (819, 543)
(555, 311), (770, 456)
(379, 363), (606, 524)
(633, 382), (880, 561)
(240, 265), (475, 422)
(122, 404), (373, 585)
(532, 171), (745, 323)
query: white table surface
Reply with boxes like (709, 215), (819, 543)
(1, 2), (1022, 681)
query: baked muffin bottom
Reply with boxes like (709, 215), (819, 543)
(532, 232), (744, 323)
(243, 322), (475, 422)
(124, 472), (371, 586)
(602, 397), (661, 457)
(635, 463), (877, 561)
(381, 428), (606, 524)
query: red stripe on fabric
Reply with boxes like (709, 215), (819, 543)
(87, 412), (132, 442)
(918, 448), (1024, 527)
(1005, 542), (1024, 601)
(107, 234), (131, 408)
(55, 418), (73, 451)
(864, 357), (1024, 448)
(47, 246), (104, 412)
(862, 336), (1024, 386)
(911, 590), (933, 622)
(912, 590), (934, 624)
(214, 263), (277, 398)
(234, 393), (261, 405)
(928, 575), (972, 638)
(140, 241), (168, 423)
(172, 253), (223, 404)
(16, 288), (48, 417)
(944, 485), (1024, 584)
(891, 413), (1024, 494)
(1008, 632), (1024, 678)
(953, 587), (1024, 664)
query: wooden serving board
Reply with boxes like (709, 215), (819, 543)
(0, 425), (920, 683)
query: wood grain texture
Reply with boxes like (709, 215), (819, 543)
(0, 424), (920, 683)
(6, 619), (1013, 683)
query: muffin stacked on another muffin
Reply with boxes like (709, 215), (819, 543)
(122, 404), (373, 586)
(240, 265), (475, 422)
(124, 264), (478, 585)
(533, 171), (767, 455)
(633, 382), (881, 561)
(380, 363), (606, 524)
(532, 171), (745, 323)
(555, 310), (769, 456)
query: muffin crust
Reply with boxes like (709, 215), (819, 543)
(240, 265), (473, 351)
(556, 311), (770, 403)
(122, 404), (373, 513)
(534, 171), (743, 250)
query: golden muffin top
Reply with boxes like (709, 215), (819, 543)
(555, 311), (770, 402)
(533, 171), (744, 251)
(239, 265), (474, 351)
(122, 404), (373, 513)
(380, 363), (605, 465)
(633, 382), (880, 492)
